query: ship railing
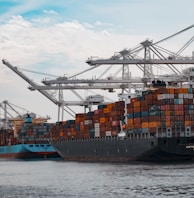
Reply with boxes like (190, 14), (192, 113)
(59, 136), (120, 143)
(57, 133), (159, 143)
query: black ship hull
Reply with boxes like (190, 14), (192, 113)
(51, 136), (194, 162)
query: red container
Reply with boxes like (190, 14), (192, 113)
(111, 121), (120, 127)
(149, 127), (157, 133)
(111, 130), (118, 136)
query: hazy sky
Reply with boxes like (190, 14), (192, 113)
(0, 0), (194, 122)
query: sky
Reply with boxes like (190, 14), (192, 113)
(0, 0), (194, 122)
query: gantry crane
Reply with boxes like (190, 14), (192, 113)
(2, 59), (105, 121)
(0, 100), (49, 132)
(29, 25), (194, 95)
(2, 25), (194, 121)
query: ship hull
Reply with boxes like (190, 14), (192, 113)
(52, 136), (194, 162)
(0, 144), (59, 159)
(155, 137), (194, 161)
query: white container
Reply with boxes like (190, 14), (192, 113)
(179, 98), (184, 104)
(95, 131), (100, 137)
(105, 131), (112, 136)
(188, 94), (193, 99)
(95, 127), (100, 133)
(158, 94), (165, 100)
(94, 123), (100, 128)
(178, 93), (184, 99)
(84, 120), (92, 125)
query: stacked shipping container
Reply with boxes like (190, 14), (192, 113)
(0, 129), (15, 146)
(51, 88), (194, 141)
(16, 122), (53, 144)
(51, 101), (124, 141)
(126, 87), (194, 137)
(0, 122), (53, 146)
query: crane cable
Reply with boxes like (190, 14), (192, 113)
(153, 24), (194, 45)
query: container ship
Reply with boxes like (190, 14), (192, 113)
(0, 113), (59, 159)
(2, 25), (194, 162)
(50, 87), (194, 162)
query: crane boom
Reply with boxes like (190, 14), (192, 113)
(153, 24), (194, 45)
(2, 59), (107, 120)
(86, 58), (194, 66)
(2, 59), (60, 106)
(3, 100), (21, 117)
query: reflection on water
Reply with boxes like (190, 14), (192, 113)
(0, 160), (194, 198)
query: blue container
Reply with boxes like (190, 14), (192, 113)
(127, 130), (133, 134)
(90, 129), (95, 138)
(137, 96), (144, 101)
(142, 111), (148, 117)
(161, 122), (166, 127)
(133, 128), (142, 133)
(142, 128), (149, 133)
(56, 121), (62, 125)
(188, 87), (192, 93)
(165, 99), (170, 104)
(127, 113), (133, 119)
(174, 99), (179, 105)
(189, 104), (194, 110)
(87, 111), (94, 116)
(134, 112), (141, 118)
(160, 111), (165, 116)
(66, 120), (75, 125)
(170, 110), (174, 116)
(98, 104), (107, 109)
(75, 125), (80, 131)
(25, 116), (32, 123)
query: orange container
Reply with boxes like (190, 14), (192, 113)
(175, 110), (184, 116)
(166, 121), (171, 127)
(107, 103), (114, 109)
(100, 117), (108, 123)
(59, 131), (64, 137)
(169, 88), (174, 94)
(182, 88), (188, 93)
(142, 122), (149, 128)
(80, 125), (85, 131)
(178, 88), (188, 94)
(149, 121), (158, 128)
(127, 118), (133, 124)
(133, 101), (140, 108)
(185, 120), (191, 126)
(103, 108), (111, 113)
(165, 110), (170, 116)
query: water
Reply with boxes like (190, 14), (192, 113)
(0, 159), (194, 198)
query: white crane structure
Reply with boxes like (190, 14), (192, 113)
(2, 25), (194, 121)
(29, 25), (194, 92)
(2, 60), (105, 121)
(0, 100), (49, 130)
